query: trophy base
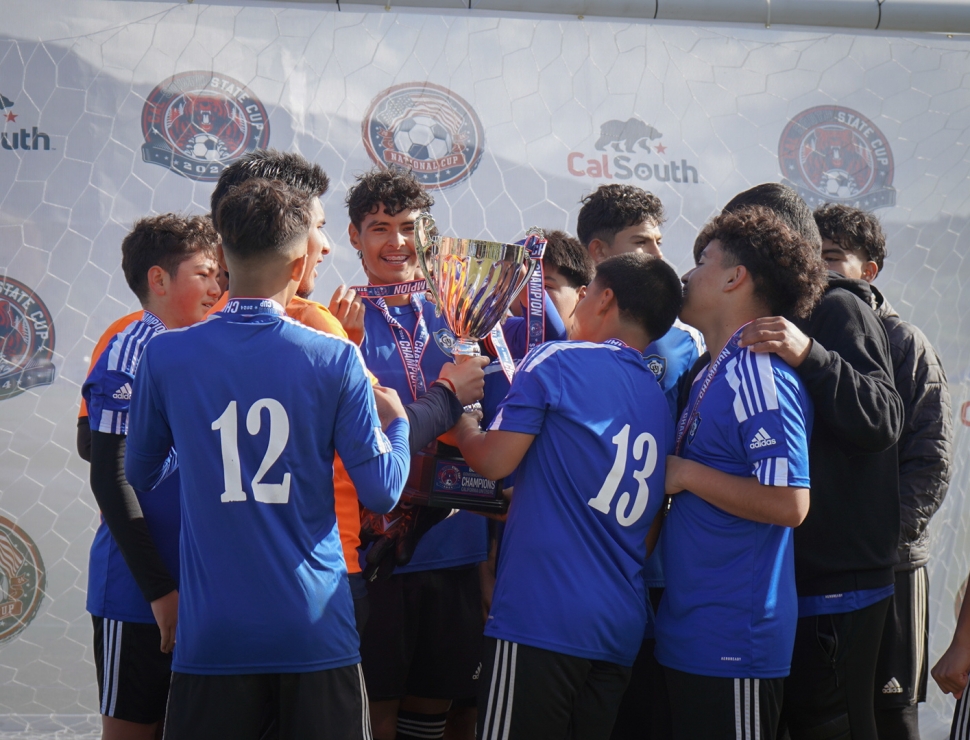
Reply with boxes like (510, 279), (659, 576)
(402, 450), (509, 514)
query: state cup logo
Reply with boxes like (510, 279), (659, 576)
(362, 83), (484, 190)
(141, 71), (270, 182)
(0, 277), (56, 401)
(779, 106), (896, 210)
(0, 517), (45, 644)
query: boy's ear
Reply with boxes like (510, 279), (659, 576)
(290, 252), (309, 283)
(146, 265), (168, 298)
(348, 222), (360, 250)
(723, 264), (749, 294)
(587, 239), (608, 265)
(862, 260), (879, 283)
(596, 286), (616, 316)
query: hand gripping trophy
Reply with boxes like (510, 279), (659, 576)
(405, 214), (546, 513)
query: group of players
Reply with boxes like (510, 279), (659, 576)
(75, 145), (964, 740)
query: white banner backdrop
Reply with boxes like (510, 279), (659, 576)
(0, 1), (968, 735)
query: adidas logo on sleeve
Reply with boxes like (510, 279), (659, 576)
(112, 383), (132, 401)
(882, 677), (904, 694)
(749, 427), (777, 450)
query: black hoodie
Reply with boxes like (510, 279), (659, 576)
(792, 273), (904, 596)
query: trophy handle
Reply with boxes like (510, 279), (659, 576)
(414, 213), (442, 312)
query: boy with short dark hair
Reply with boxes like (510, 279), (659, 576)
(83, 214), (221, 740)
(816, 203), (952, 740)
(525, 229), (593, 335)
(452, 252), (681, 740)
(658, 206), (825, 738)
(125, 177), (411, 739)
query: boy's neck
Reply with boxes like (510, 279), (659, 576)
(142, 299), (179, 330)
(701, 306), (764, 358)
(228, 284), (293, 309)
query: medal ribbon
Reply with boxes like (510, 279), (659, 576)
(674, 324), (747, 454)
(370, 294), (430, 401)
(522, 233), (547, 354)
(350, 279), (428, 298)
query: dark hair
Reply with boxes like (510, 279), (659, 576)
(594, 253), (681, 342)
(814, 203), (887, 271)
(722, 183), (822, 251)
(576, 184), (665, 247)
(694, 206), (826, 320)
(121, 214), (219, 303)
(216, 179), (312, 262)
(211, 149), (329, 229)
(346, 167), (434, 228)
(541, 230), (594, 288)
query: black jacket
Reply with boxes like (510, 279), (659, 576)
(870, 285), (953, 569)
(792, 274), (904, 596)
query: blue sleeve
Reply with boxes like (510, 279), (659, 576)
(346, 417), (409, 514)
(124, 348), (176, 492)
(333, 345), (401, 469)
(487, 348), (558, 434)
(501, 292), (567, 358)
(83, 350), (134, 435)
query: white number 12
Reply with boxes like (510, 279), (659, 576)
(211, 398), (292, 504)
(587, 424), (657, 527)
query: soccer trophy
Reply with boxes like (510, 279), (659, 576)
(404, 214), (545, 513)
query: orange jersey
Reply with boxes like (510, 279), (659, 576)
(79, 311), (143, 418)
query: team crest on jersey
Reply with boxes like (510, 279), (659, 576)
(779, 106), (895, 210)
(433, 328), (456, 356)
(0, 517), (45, 644)
(644, 354), (666, 382)
(362, 82), (484, 190)
(141, 71), (270, 182)
(0, 277), (56, 401)
(687, 414), (702, 444)
(437, 464), (462, 490)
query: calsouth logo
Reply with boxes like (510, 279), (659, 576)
(0, 92), (52, 152)
(779, 106), (895, 209)
(362, 82), (484, 190)
(749, 428), (777, 450)
(142, 72), (270, 182)
(0, 277), (56, 401)
(0, 517), (45, 644)
(568, 117), (700, 185)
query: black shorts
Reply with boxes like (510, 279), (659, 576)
(360, 565), (483, 701)
(163, 664), (371, 740)
(665, 667), (783, 740)
(478, 637), (631, 740)
(874, 566), (929, 708)
(950, 690), (970, 740)
(92, 615), (172, 724)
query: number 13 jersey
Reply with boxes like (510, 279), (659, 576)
(486, 340), (672, 666)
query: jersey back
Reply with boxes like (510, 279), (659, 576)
(82, 312), (180, 624)
(486, 340), (672, 666)
(126, 301), (392, 674)
(656, 347), (812, 679)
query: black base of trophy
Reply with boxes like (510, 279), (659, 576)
(401, 450), (509, 514)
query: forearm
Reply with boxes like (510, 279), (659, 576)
(90, 432), (177, 602)
(77, 417), (92, 462)
(671, 458), (808, 527)
(346, 417), (410, 514)
(404, 383), (464, 453)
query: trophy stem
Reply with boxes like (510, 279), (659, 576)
(452, 339), (481, 362)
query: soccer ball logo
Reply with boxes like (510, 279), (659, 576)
(186, 133), (230, 162)
(363, 82), (485, 190)
(394, 116), (453, 162)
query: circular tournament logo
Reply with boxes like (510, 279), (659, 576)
(0, 517), (45, 644)
(779, 106), (895, 210)
(436, 464), (462, 490)
(0, 277), (56, 401)
(141, 71), (270, 182)
(362, 82), (484, 190)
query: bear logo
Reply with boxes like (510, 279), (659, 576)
(595, 118), (663, 153)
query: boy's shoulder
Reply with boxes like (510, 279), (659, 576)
(91, 312), (164, 377)
(721, 346), (810, 422)
(519, 339), (624, 374)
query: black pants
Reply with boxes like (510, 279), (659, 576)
(477, 637), (631, 740)
(163, 664), (371, 740)
(610, 638), (671, 740)
(781, 597), (891, 740)
(665, 667), (783, 740)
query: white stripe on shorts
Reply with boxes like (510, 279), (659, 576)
(482, 639), (518, 740)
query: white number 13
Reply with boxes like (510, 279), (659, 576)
(212, 398), (292, 504)
(587, 424), (657, 527)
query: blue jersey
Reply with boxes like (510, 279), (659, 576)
(655, 346), (812, 679)
(641, 322), (702, 607)
(82, 311), (180, 624)
(485, 340), (672, 666)
(125, 299), (395, 675)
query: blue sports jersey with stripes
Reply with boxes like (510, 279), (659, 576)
(656, 345), (812, 679)
(485, 339), (672, 666)
(125, 299), (397, 674)
(82, 311), (180, 624)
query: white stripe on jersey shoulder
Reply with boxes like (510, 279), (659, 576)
(521, 340), (618, 373)
(105, 318), (161, 374)
(726, 347), (779, 422)
(673, 318), (705, 354)
(278, 315), (371, 375)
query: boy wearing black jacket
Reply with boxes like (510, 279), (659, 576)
(729, 184), (904, 740)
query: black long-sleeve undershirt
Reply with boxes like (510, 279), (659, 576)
(404, 383), (464, 454)
(89, 430), (177, 604)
